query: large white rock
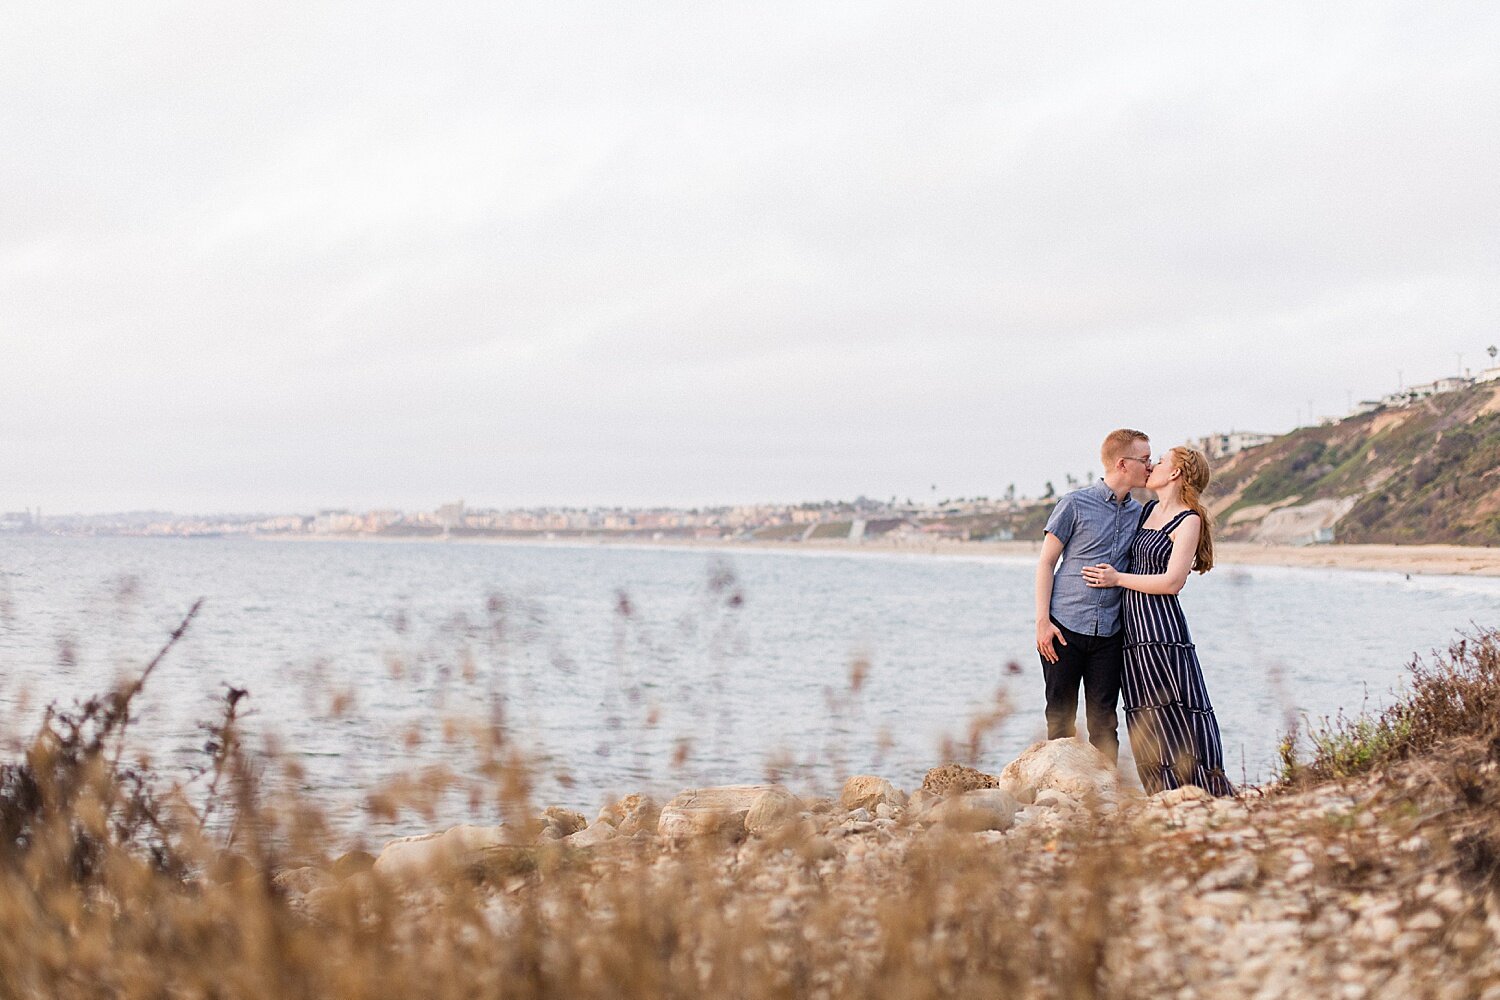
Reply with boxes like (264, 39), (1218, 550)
(373, 824), (515, 882)
(999, 739), (1118, 804)
(657, 784), (791, 839)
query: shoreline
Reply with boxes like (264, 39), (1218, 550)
(251, 532), (1500, 577)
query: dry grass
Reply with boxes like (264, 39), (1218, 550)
(3, 611), (1500, 998)
(1279, 626), (1500, 785)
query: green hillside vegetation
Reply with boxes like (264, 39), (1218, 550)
(1208, 382), (1500, 545)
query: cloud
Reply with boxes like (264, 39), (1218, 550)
(3, 2), (1498, 510)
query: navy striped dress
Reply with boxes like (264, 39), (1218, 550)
(1121, 501), (1234, 796)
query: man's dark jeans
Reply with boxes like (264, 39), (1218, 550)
(1040, 619), (1122, 764)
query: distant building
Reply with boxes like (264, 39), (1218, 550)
(434, 501), (465, 531)
(1193, 431), (1276, 460)
(1349, 399), (1384, 417)
(1476, 366), (1500, 384)
(0, 510), (34, 532)
(1433, 376), (1472, 393)
(312, 510), (362, 533)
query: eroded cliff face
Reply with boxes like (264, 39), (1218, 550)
(1208, 383), (1500, 545)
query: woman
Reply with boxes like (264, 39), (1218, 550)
(1081, 446), (1233, 796)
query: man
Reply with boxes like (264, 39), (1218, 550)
(1033, 428), (1153, 763)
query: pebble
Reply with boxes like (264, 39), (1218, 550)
(1196, 857), (1259, 892)
(1406, 910), (1445, 931)
(1431, 886), (1466, 913)
(1034, 789), (1076, 810)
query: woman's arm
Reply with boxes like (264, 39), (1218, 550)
(1081, 517), (1200, 595)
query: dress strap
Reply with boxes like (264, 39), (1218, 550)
(1160, 509), (1200, 535)
(1137, 499), (1158, 530)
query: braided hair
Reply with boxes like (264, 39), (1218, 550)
(1168, 446), (1215, 574)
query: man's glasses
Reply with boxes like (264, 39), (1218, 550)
(1121, 456), (1155, 468)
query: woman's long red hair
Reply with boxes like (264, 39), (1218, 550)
(1170, 446), (1215, 574)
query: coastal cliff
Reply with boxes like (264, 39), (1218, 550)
(1210, 381), (1500, 546)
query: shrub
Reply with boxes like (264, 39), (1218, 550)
(1278, 627), (1500, 785)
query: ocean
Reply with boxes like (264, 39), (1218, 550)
(2, 535), (1494, 838)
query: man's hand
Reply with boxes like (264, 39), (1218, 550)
(1082, 563), (1119, 588)
(1036, 619), (1067, 664)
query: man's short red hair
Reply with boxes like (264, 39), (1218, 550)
(1100, 428), (1150, 468)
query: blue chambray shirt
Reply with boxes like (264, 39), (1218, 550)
(1043, 480), (1141, 637)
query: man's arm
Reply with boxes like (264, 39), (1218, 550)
(1034, 532), (1067, 663)
(1082, 518), (1201, 595)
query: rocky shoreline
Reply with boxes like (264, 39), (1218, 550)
(271, 738), (1500, 998)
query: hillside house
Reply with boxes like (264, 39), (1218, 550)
(1194, 431), (1276, 460)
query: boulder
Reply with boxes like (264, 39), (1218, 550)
(373, 824), (516, 882)
(657, 784), (791, 839)
(597, 793), (660, 835)
(928, 788), (1022, 833)
(905, 788), (942, 820)
(566, 821), (621, 848)
(304, 872), (377, 923)
(839, 775), (905, 812)
(541, 806), (588, 837)
(998, 739), (1117, 804)
(331, 850), (376, 880)
(921, 763), (1001, 796)
(745, 787), (802, 836)
(272, 866), (334, 896)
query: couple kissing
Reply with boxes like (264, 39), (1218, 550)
(1033, 428), (1233, 796)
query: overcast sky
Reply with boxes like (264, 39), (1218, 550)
(3, 2), (1497, 514)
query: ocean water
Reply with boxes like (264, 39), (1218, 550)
(1, 535), (1495, 837)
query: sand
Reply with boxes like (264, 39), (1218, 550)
(263, 532), (1500, 576)
(583, 535), (1500, 576)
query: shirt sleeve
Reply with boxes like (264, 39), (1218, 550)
(1043, 495), (1075, 546)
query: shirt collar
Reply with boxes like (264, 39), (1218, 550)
(1092, 479), (1131, 505)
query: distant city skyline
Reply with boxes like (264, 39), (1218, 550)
(5, 3), (1497, 515)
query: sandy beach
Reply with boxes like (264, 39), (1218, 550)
(264, 532), (1500, 577)
(698, 537), (1500, 576)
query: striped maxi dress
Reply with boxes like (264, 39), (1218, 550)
(1121, 500), (1234, 796)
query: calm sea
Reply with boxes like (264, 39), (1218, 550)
(1, 535), (1494, 837)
